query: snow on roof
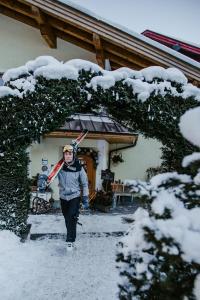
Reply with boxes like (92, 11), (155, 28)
(57, 0), (200, 69)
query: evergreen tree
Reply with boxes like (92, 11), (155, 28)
(116, 107), (200, 299)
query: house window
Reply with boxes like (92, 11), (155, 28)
(0, 73), (4, 86)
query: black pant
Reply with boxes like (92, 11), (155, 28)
(60, 197), (80, 242)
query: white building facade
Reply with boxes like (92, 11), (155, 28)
(1, 13), (163, 204)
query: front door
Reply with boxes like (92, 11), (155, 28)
(78, 154), (96, 198)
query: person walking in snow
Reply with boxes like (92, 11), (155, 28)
(58, 144), (89, 251)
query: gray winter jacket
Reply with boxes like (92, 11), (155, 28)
(57, 159), (89, 201)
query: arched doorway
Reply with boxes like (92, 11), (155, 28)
(78, 154), (96, 198)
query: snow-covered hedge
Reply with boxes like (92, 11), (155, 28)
(117, 107), (200, 299)
(0, 55), (200, 235)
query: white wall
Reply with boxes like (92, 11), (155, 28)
(30, 135), (162, 201)
(0, 14), (96, 72)
(110, 135), (162, 181)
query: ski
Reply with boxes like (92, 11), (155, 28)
(46, 158), (64, 187)
(46, 129), (88, 187)
(71, 129), (89, 152)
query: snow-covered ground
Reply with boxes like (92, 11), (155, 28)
(28, 212), (131, 234)
(0, 212), (132, 300)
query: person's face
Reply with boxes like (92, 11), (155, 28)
(64, 151), (73, 163)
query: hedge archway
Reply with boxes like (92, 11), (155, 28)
(0, 56), (200, 235)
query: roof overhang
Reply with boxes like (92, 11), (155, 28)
(44, 131), (138, 144)
(0, 0), (200, 85)
(142, 30), (200, 56)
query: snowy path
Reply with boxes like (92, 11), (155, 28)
(0, 213), (133, 300)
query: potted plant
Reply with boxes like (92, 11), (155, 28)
(112, 153), (124, 164)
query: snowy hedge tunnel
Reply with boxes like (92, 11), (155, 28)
(0, 55), (200, 236)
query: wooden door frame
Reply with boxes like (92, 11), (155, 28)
(78, 154), (96, 197)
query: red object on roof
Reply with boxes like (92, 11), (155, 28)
(142, 30), (200, 62)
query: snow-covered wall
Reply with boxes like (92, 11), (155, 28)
(0, 15), (96, 72)
(110, 136), (162, 181)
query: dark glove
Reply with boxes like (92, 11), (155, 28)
(82, 195), (89, 209)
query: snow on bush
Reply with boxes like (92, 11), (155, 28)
(0, 86), (21, 98)
(117, 171), (200, 299)
(34, 64), (79, 80)
(182, 152), (200, 168)
(66, 58), (103, 73)
(150, 172), (192, 187)
(179, 106), (200, 147)
(2, 66), (30, 83)
(117, 104), (200, 298)
(25, 55), (59, 73)
(1, 56), (200, 102)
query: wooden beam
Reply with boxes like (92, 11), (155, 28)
(191, 80), (200, 88)
(93, 33), (105, 68)
(0, 4), (38, 28)
(0, 0), (32, 18)
(48, 16), (93, 44)
(105, 52), (143, 70)
(24, 0), (164, 67)
(55, 29), (94, 52)
(110, 61), (125, 70)
(44, 131), (137, 144)
(33, 0), (200, 81)
(1, 0), (200, 83)
(103, 41), (151, 68)
(31, 5), (57, 48)
(109, 62), (140, 71)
